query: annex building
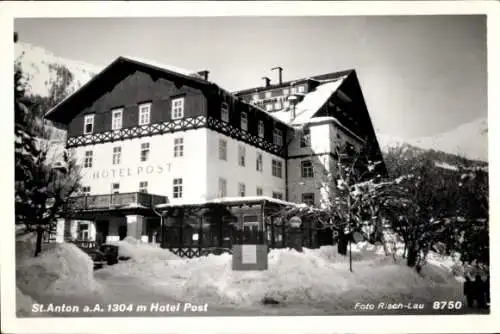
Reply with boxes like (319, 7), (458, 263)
(45, 57), (384, 257)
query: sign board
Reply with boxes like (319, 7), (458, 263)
(241, 245), (257, 264)
(289, 216), (302, 228)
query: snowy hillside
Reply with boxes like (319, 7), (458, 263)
(377, 117), (488, 162)
(15, 42), (101, 98)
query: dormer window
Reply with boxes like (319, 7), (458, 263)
(83, 114), (94, 134)
(298, 85), (306, 93)
(258, 120), (265, 138)
(240, 112), (248, 131)
(139, 103), (151, 125)
(221, 102), (229, 123)
(273, 129), (283, 147)
(111, 109), (123, 130)
(171, 97), (185, 120)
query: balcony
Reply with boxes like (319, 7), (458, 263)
(67, 192), (168, 212)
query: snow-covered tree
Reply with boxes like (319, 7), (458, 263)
(15, 32), (82, 256)
(382, 144), (489, 271)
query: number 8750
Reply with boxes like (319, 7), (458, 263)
(432, 301), (463, 310)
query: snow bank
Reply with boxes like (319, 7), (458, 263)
(174, 247), (461, 308)
(16, 287), (37, 317)
(101, 242), (461, 309)
(111, 237), (180, 262)
(16, 243), (102, 297)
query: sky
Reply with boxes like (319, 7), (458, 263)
(14, 15), (487, 139)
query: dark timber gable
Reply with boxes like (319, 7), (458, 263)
(46, 57), (290, 158)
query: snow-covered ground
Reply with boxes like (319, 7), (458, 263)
(16, 234), (474, 317)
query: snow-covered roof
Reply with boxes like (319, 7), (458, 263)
(269, 110), (292, 124)
(122, 55), (205, 80)
(155, 196), (299, 209)
(291, 77), (347, 125)
(299, 116), (365, 144)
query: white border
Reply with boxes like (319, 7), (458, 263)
(1, 1), (499, 333)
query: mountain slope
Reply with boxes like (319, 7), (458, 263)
(378, 117), (488, 163)
(15, 42), (101, 98)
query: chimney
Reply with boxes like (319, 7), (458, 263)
(262, 76), (271, 88)
(271, 66), (283, 85)
(196, 70), (209, 81)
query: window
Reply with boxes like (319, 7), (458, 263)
(272, 159), (282, 178)
(139, 181), (148, 193)
(301, 160), (314, 178)
(273, 129), (283, 146)
(283, 100), (290, 109)
(219, 139), (227, 161)
(258, 120), (265, 138)
(256, 152), (263, 172)
(298, 85), (306, 93)
(256, 187), (263, 196)
(240, 112), (248, 131)
(84, 150), (93, 168)
(112, 146), (121, 165)
(252, 94), (259, 101)
(266, 104), (273, 111)
(221, 102), (229, 123)
(291, 87), (297, 94)
(78, 223), (89, 241)
(265, 91), (272, 99)
(302, 193), (315, 206)
(140, 142), (150, 162)
(336, 133), (341, 139)
(300, 128), (311, 147)
(82, 186), (91, 195)
(171, 97), (184, 120)
(173, 178), (183, 198)
(238, 183), (246, 197)
(83, 114), (94, 134)
(111, 183), (120, 194)
(274, 102), (282, 110)
(272, 192), (283, 200)
(112, 109), (123, 130)
(283, 88), (289, 96)
(174, 137), (184, 157)
(238, 145), (246, 166)
(139, 103), (151, 125)
(218, 178), (227, 197)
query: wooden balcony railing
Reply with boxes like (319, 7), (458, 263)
(67, 192), (168, 211)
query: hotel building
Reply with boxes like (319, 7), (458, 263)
(45, 57), (384, 257)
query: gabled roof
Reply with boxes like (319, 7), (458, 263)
(291, 76), (348, 125)
(45, 56), (211, 123)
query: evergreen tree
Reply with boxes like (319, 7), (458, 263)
(15, 33), (82, 256)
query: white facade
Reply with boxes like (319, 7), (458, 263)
(287, 119), (364, 208)
(206, 129), (286, 200)
(73, 128), (209, 204)
(72, 127), (286, 204)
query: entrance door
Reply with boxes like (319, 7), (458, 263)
(147, 218), (161, 243)
(95, 220), (109, 245)
(118, 224), (127, 240)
